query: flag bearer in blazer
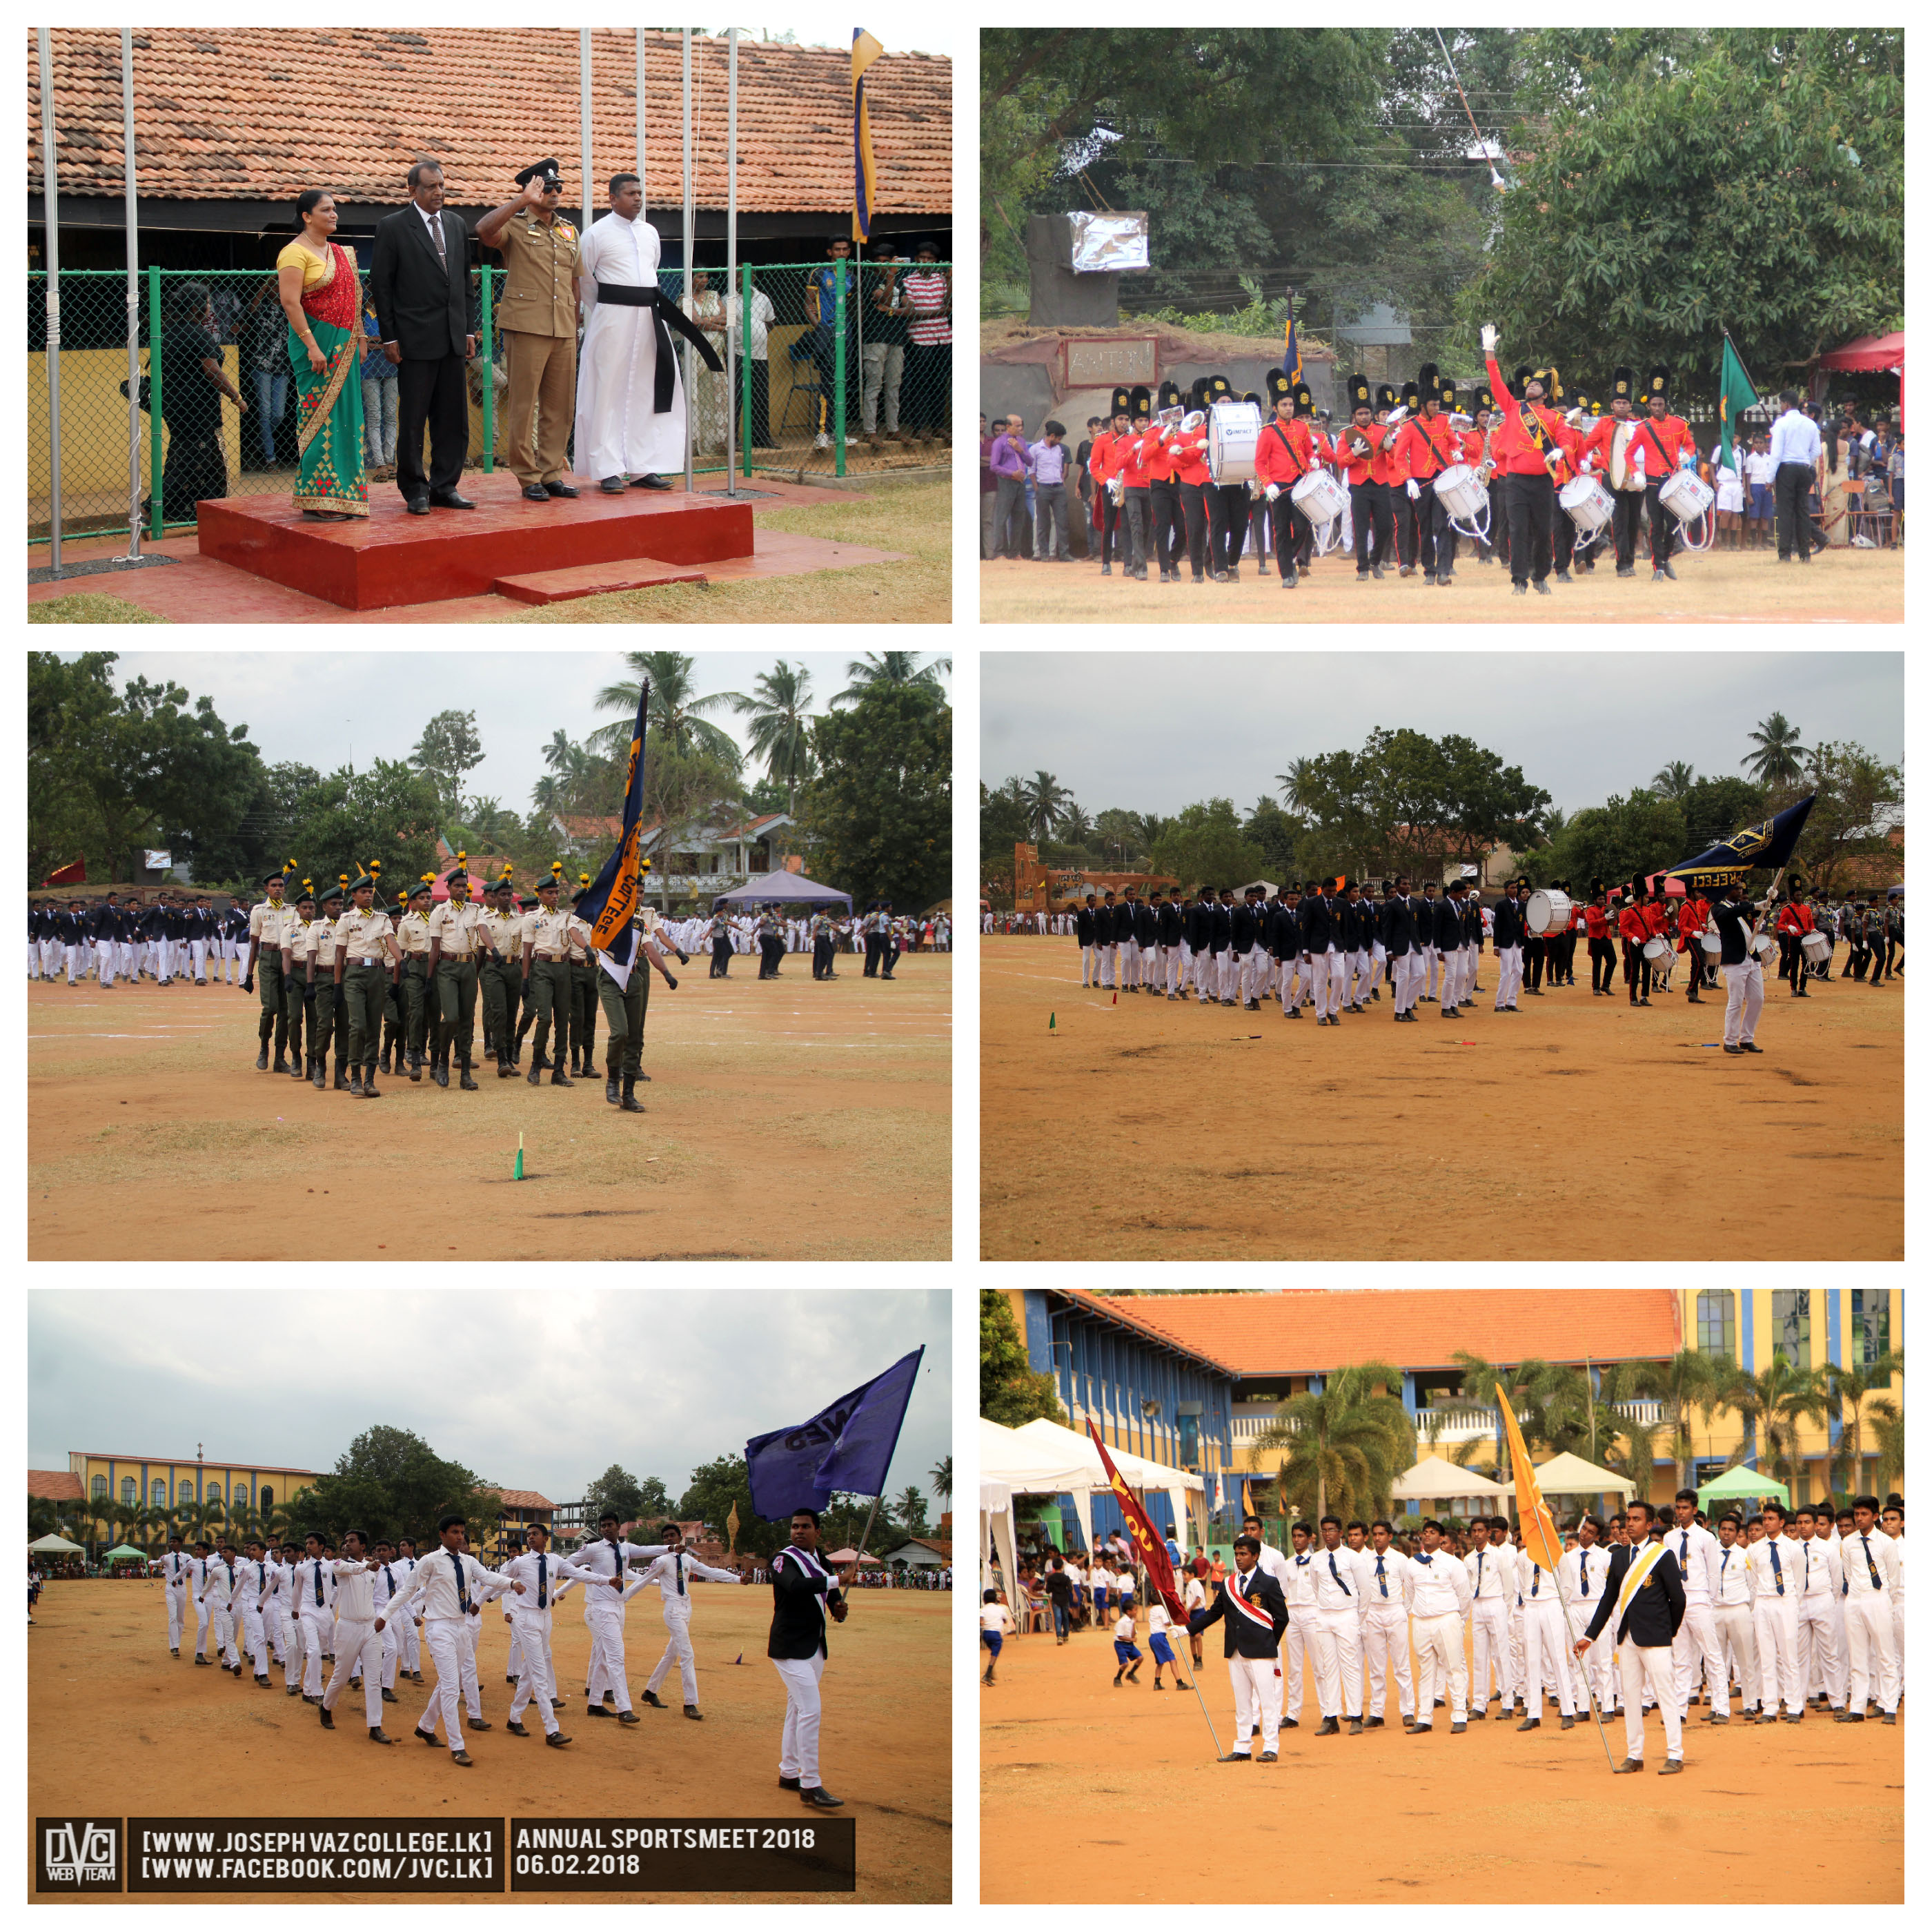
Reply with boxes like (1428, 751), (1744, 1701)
(1187, 1533), (1290, 1762)
(1575, 1497), (1687, 1771)
(770, 1507), (856, 1808)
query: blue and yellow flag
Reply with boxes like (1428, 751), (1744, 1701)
(1283, 297), (1303, 390)
(573, 681), (649, 983)
(1662, 794), (1815, 892)
(852, 30), (884, 243)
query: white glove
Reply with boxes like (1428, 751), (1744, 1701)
(1481, 323), (1497, 353)
(1406, 479), (1420, 500)
(1264, 483), (1281, 502)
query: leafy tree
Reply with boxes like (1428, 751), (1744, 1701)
(1872, 1404), (1905, 1499)
(284, 759), (445, 903)
(896, 1485), (929, 1534)
(1466, 31), (1902, 399)
(729, 661), (819, 807)
(1635, 1348), (1727, 1499)
(1058, 802), (1094, 847)
(1793, 742), (1903, 893)
(1019, 769), (1071, 842)
(407, 709), (485, 822)
(981, 778), (1034, 868)
(1241, 796), (1301, 879)
(798, 683), (951, 911)
(1743, 709), (1808, 791)
(1651, 761), (1697, 801)
(1252, 1360), (1414, 1523)
(1534, 791), (1686, 894)
(929, 1456), (952, 1506)
(1147, 798), (1264, 892)
(298, 1426), (501, 1549)
(582, 1464), (647, 1530)
(678, 1453), (782, 1557)
(1679, 776), (1766, 856)
(980, 1290), (1065, 1428)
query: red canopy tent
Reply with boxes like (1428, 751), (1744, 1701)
(1816, 330), (1904, 424)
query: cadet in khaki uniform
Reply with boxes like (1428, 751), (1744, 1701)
(334, 871), (402, 1098)
(480, 870), (529, 1074)
(244, 866), (294, 1070)
(303, 883), (350, 1090)
(568, 874), (600, 1076)
(279, 885), (318, 1081)
(475, 160), (583, 502)
(427, 862), (486, 1090)
(395, 880), (437, 1081)
(598, 899), (684, 1114)
(520, 870), (578, 1087)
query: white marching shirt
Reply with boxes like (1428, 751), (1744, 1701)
(575, 210), (687, 482)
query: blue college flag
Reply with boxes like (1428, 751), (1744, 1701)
(573, 680), (649, 988)
(1662, 793), (1815, 891)
(746, 1345), (925, 1518)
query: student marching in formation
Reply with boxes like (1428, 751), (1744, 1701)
(639, 1521), (746, 1720)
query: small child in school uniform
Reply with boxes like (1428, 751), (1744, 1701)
(981, 1589), (1013, 1685)
(1112, 1606), (1143, 1686)
(1146, 1596), (1187, 1690)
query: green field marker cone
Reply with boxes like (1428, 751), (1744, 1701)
(514, 1132), (524, 1181)
(1049, 1012), (1056, 1032)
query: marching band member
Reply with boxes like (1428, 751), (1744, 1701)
(1242, 391), (1275, 575)
(1201, 375), (1249, 580)
(1392, 366), (1462, 586)
(1634, 364), (1697, 581)
(1577, 368), (1647, 576)
(1145, 379), (1186, 584)
(1333, 374), (1388, 580)
(1172, 379), (1216, 585)
(1676, 885), (1711, 1005)
(1775, 877), (1816, 998)
(1480, 324), (1583, 595)
(1253, 376), (1325, 590)
(1118, 386), (1156, 583)
(1387, 376), (1421, 575)
(1090, 387), (1132, 578)
(1473, 388), (1506, 568)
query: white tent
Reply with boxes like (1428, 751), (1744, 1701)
(1532, 1452), (1636, 1500)
(1391, 1456), (1509, 1502)
(979, 1416), (1084, 1595)
(28, 1532), (84, 1553)
(1009, 1416), (1203, 1560)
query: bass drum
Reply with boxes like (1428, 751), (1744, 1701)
(1801, 929), (1832, 965)
(1658, 467), (1715, 527)
(1524, 888), (1573, 937)
(1208, 402), (1263, 485)
(1559, 474), (1615, 535)
(1751, 927), (1780, 961)
(1290, 467), (1349, 526)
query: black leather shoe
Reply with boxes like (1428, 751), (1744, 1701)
(405, 497), (431, 516)
(600, 477), (627, 494)
(585, 1704), (611, 1718)
(642, 1690), (666, 1708)
(1315, 1716), (1339, 1735)
(800, 1786), (844, 1808)
(544, 482), (580, 498)
(369, 1727), (396, 1744)
(618, 1710), (641, 1724)
(506, 1720), (529, 1735)
(468, 1719), (491, 1731)
(631, 473), (673, 491)
(319, 1706), (335, 1729)
(522, 484), (551, 502)
(381, 1687), (398, 1702)
(428, 491), (476, 509)
(779, 1775), (801, 1790)
(684, 1706), (703, 1720)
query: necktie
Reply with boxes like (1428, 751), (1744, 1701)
(1376, 1553), (1388, 1598)
(1579, 1552), (1591, 1598)
(1681, 1531), (1690, 1570)
(1862, 1534), (1880, 1590)
(676, 1553), (685, 1598)
(383, 1564), (395, 1595)
(609, 1536), (623, 1581)
(257, 1562), (265, 1593)
(1770, 1544), (1783, 1595)
(313, 1559), (324, 1606)
(1477, 1550), (1486, 1594)
(1804, 1545), (1812, 1590)
(1330, 1552), (1350, 1596)
(1532, 1566), (1539, 1597)
(538, 1552), (548, 1609)
(453, 1549), (470, 1614)
(427, 210), (446, 266)
(1416, 1553), (1432, 1566)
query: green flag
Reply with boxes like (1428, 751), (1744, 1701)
(1717, 335), (1759, 475)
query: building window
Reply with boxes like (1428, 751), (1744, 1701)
(1177, 1414), (1199, 1465)
(91, 1475), (106, 1501)
(1771, 1290), (1810, 1368)
(1851, 1290), (1891, 1366)
(1696, 1290), (1735, 1358)
(750, 848), (769, 871)
(121, 1477), (137, 1505)
(150, 1479), (166, 1506)
(207, 1481), (224, 1504)
(233, 1484), (250, 1510)
(259, 1486), (274, 1510)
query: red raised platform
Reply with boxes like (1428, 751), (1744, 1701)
(196, 472), (755, 611)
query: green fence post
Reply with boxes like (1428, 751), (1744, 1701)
(740, 262), (753, 481)
(833, 257), (847, 478)
(481, 267), (495, 475)
(147, 264), (164, 540)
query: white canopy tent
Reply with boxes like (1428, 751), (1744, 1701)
(1532, 1452), (1636, 1501)
(28, 1532), (84, 1554)
(1009, 1416), (1203, 1560)
(1391, 1456), (1510, 1503)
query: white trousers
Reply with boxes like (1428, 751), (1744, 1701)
(1844, 1590), (1899, 1713)
(95, 939), (116, 987)
(399, 1610), (421, 1673)
(1307, 950), (1334, 1018)
(1361, 1605), (1414, 1718)
(166, 1583), (186, 1650)
(1470, 1598), (1513, 1709)
(508, 1610), (561, 1733)
(1495, 944), (1523, 1008)
(1411, 1611), (1466, 1722)
(1796, 1595), (1846, 1706)
(1194, 952), (1218, 1002)
(324, 1616), (385, 1727)
(1163, 945), (1182, 996)
(1673, 1601), (1729, 1715)
(1081, 945), (1095, 986)
(190, 938), (208, 980)
(1521, 1600), (1574, 1715)
(1238, 949), (1266, 1004)
(586, 1611), (632, 1712)
(1723, 956), (1764, 1045)
(1281, 1615), (1314, 1717)
(1311, 1606), (1363, 1718)
(1715, 1602), (1760, 1711)
(207, 1601), (238, 1668)
(416, 1617), (471, 1751)
(646, 1608), (700, 1705)
(237, 1603), (267, 1677)
(1119, 939), (1140, 987)
(1228, 1653), (1281, 1755)
(1893, 1595), (1904, 1693)
(298, 1611), (326, 1695)
(460, 1616), (482, 1715)
(773, 1650), (827, 1787)
(1618, 1640), (1684, 1760)
(1753, 1593), (1803, 1713)
(1098, 943), (1116, 989)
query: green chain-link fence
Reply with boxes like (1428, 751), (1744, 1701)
(29, 257), (952, 541)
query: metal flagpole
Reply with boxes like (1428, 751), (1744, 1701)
(635, 26), (644, 187)
(725, 26), (738, 497)
(37, 27), (63, 577)
(121, 27), (141, 560)
(681, 27), (694, 495)
(580, 29), (593, 240)
(1552, 1565), (1619, 1771)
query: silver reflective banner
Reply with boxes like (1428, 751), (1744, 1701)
(1067, 210), (1150, 273)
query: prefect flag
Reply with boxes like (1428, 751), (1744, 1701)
(745, 1346), (925, 1518)
(1496, 1381), (1564, 1576)
(1088, 1421), (1187, 1622)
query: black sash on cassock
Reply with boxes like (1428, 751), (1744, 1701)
(595, 283), (727, 413)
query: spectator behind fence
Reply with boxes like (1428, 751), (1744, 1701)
(806, 237), (860, 451)
(900, 239), (951, 447)
(862, 236), (907, 448)
(244, 273), (290, 470)
(682, 269), (730, 458)
(361, 290), (399, 475)
(725, 268), (776, 449)
(155, 278), (246, 524)
(275, 189), (368, 522)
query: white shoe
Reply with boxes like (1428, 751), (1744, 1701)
(814, 433), (831, 451)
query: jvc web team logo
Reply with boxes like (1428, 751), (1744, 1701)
(37, 1817), (121, 1891)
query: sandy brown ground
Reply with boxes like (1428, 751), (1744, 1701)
(979, 937), (1902, 1259)
(29, 954), (949, 1261)
(981, 1617), (1902, 1902)
(31, 1578), (948, 1902)
(978, 542), (1902, 624)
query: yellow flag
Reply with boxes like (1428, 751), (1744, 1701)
(852, 30), (884, 241)
(1496, 1381), (1565, 1575)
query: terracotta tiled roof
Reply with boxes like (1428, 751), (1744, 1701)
(555, 814), (624, 840)
(28, 1470), (86, 1501)
(1056, 1290), (1683, 1378)
(28, 29), (950, 217)
(488, 1488), (555, 1512)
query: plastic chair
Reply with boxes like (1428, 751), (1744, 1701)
(779, 339), (827, 442)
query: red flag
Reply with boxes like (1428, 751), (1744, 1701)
(46, 858), (86, 886)
(1087, 1420), (1187, 1623)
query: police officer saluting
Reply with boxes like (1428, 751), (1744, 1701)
(475, 160), (584, 504)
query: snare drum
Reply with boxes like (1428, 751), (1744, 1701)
(1800, 930), (1831, 965)
(1290, 467), (1348, 526)
(1208, 402), (1262, 486)
(1751, 928), (1779, 961)
(1434, 463), (1489, 524)
(1699, 931), (1722, 957)
(1524, 888), (1573, 937)
(1657, 467), (1715, 527)
(1643, 934), (1672, 964)
(1559, 474), (1615, 536)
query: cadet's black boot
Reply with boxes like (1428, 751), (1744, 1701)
(349, 1069), (364, 1097)
(333, 1063), (351, 1092)
(528, 1058), (543, 1085)
(606, 1068), (621, 1106)
(459, 1056), (478, 1092)
(291, 1054), (307, 1080)
(551, 1064), (573, 1087)
(362, 1063), (380, 1098)
(311, 1058), (325, 1090)
(408, 1051), (422, 1083)
(618, 1073), (644, 1114)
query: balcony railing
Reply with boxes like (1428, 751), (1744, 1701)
(1230, 1399), (1665, 1447)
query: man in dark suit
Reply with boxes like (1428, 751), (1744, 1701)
(371, 159), (478, 515)
(1575, 1497), (1688, 1773)
(1187, 1535), (1290, 1762)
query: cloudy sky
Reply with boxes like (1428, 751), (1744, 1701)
(28, 1290), (950, 1515)
(63, 652), (949, 820)
(983, 651), (1902, 818)
(749, 21), (956, 57)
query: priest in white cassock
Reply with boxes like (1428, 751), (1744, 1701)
(575, 171), (726, 493)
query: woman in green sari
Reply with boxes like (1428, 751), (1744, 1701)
(276, 189), (368, 520)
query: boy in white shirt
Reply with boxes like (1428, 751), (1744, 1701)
(1112, 1606), (1143, 1686)
(1183, 1570), (1208, 1672)
(1145, 1595), (1187, 1690)
(980, 1589), (1013, 1686)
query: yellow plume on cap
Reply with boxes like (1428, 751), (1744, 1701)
(578, 872), (591, 887)
(500, 862), (513, 880)
(455, 850), (467, 865)
(369, 860), (382, 876)
(339, 874), (350, 885)
(421, 873), (435, 885)
(551, 860), (564, 876)
(641, 858), (653, 872)
(283, 859), (296, 873)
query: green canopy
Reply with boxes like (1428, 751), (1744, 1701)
(103, 1544), (151, 1561)
(1697, 1465), (1790, 1510)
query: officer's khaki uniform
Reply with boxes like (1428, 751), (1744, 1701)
(568, 913), (599, 1067)
(523, 903), (576, 1069)
(495, 212), (582, 486)
(334, 905), (397, 1068)
(428, 900), (484, 1063)
(249, 898), (288, 1056)
(305, 911), (344, 1078)
(480, 902), (529, 1058)
(396, 907), (435, 1063)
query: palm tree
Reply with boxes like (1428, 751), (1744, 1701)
(1872, 1403), (1905, 1499)
(1638, 1348), (1726, 1498)
(28, 1495), (63, 1543)
(1742, 710), (1806, 790)
(1450, 1350), (1522, 1486)
(1278, 758), (1318, 812)
(1822, 1350), (1905, 1495)
(591, 652), (740, 763)
(1517, 1361), (1597, 1461)
(1651, 760), (1697, 800)
(1058, 803), (1094, 847)
(829, 652), (950, 710)
(1252, 1360), (1415, 1524)
(894, 1485), (928, 1535)
(1722, 1357), (1832, 1495)
(928, 1455), (952, 1506)
(1019, 770), (1071, 843)
(542, 728), (578, 773)
(1604, 1402), (1663, 1494)
(728, 661), (818, 807)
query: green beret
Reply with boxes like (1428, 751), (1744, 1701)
(349, 874), (375, 894)
(319, 884), (346, 905)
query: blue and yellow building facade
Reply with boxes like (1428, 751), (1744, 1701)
(66, 1449), (321, 1519)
